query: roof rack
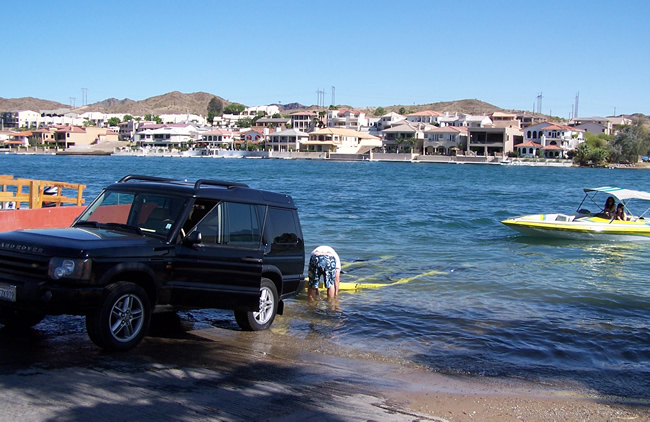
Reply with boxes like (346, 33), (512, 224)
(118, 175), (175, 183)
(117, 175), (248, 189)
(194, 179), (249, 189)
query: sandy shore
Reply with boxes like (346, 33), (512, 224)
(188, 325), (650, 421)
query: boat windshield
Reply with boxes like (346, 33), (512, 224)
(76, 190), (187, 237)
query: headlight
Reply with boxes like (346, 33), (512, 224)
(48, 258), (92, 280)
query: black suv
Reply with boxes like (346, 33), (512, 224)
(0, 175), (305, 351)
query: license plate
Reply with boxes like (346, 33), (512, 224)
(0, 284), (16, 302)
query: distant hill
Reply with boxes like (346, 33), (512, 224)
(81, 91), (230, 116)
(0, 97), (68, 112)
(1, 92), (646, 124)
(361, 99), (504, 116)
(0, 93), (506, 116)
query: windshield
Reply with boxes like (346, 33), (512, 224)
(76, 190), (187, 237)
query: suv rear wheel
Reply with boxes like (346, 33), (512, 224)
(86, 282), (151, 351)
(235, 278), (278, 331)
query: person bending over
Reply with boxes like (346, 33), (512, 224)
(307, 245), (340, 301)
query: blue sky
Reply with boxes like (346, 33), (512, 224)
(3, 0), (649, 118)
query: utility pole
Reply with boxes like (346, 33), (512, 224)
(331, 86), (335, 107)
(574, 92), (580, 119)
(536, 92), (543, 115)
(69, 97), (76, 108)
(82, 88), (88, 106)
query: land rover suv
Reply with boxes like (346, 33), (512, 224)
(0, 175), (305, 351)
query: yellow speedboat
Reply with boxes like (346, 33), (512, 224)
(502, 187), (650, 240)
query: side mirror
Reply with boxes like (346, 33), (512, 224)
(183, 231), (202, 246)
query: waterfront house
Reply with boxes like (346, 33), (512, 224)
(423, 126), (468, 155)
(7, 130), (31, 147)
(302, 128), (381, 154)
(515, 141), (543, 158)
(266, 128), (308, 152)
(199, 129), (235, 150)
(289, 111), (318, 132)
(467, 126), (523, 158)
(134, 124), (199, 149)
(381, 121), (433, 153)
(238, 130), (265, 149)
(327, 109), (369, 132)
(524, 122), (584, 158)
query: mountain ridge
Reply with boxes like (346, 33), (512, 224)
(1, 91), (644, 122)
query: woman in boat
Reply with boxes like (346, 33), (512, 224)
(603, 197), (616, 218)
(615, 203), (628, 221)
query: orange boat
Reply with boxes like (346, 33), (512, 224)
(0, 175), (86, 232)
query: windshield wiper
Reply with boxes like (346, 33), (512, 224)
(104, 223), (144, 235)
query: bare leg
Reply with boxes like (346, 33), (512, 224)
(307, 286), (318, 301)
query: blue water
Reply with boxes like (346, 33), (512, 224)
(3, 155), (650, 398)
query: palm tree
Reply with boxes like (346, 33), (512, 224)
(395, 136), (405, 153)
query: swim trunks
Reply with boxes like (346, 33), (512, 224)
(308, 254), (338, 289)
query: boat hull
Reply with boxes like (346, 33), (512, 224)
(501, 214), (650, 241)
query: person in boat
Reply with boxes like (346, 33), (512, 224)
(615, 203), (628, 221)
(307, 245), (341, 301)
(602, 196), (616, 219)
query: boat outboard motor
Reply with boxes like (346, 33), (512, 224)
(42, 186), (58, 208)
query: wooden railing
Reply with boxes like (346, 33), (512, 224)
(0, 175), (85, 209)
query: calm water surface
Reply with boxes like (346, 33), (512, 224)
(3, 155), (650, 398)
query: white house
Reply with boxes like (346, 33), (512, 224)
(199, 129), (236, 150)
(134, 124), (200, 148)
(524, 122), (584, 158)
(302, 128), (382, 154)
(266, 128), (308, 152)
(327, 109), (369, 132)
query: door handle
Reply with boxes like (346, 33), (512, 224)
(241, 257), (263, 264)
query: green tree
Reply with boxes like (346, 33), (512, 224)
(406, 136), (416, 153)
(398, 107), (407, 115)
(122, 115), (133, 122)
(395, 136), (406, 153)
(574, 142), (609, 166)
(144, 114), (162, 124)
(107, 117), (121, 126)
(207, 97), (223, 124)
(373, 107), (386, 117)
(607, 121), (650, 163)
(224, 103), (246, 115)
(236, 117), (252, 128)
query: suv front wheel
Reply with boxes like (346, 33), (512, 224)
(235, 278), (278, 331)
(86, 281), (151, 351)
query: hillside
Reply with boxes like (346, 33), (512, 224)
(0, 93), (511, 118)
(0, 97), (69, 112)
(2, 92), (645, 124)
